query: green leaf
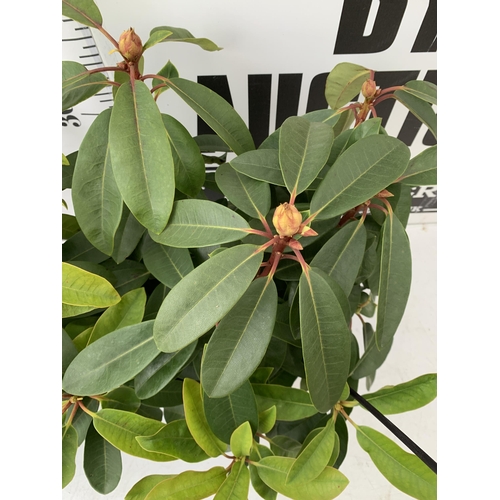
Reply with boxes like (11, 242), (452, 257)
(62, 61), (107, 111)
(101, 386), (141, 412)
(394, 89), (437, 139)
(183, 379), (226, 457)
(215, 162), (271, 218)
(154, 244), (263, 352)
(111, 206), (146, 264)
(63, 230), (109, 263)
(286, 418), (336, 485)
(333, 415), (348, 469)
(62, 303), (96, 319)
(84, 423), (122, 494)
(164, 78), (254, 154)
(86, 288), (146, 346)
(310, 219), (367, 296)
(258, 406), (277, 434)
(357, 426), (436, 500)
(325, 62), (371, 110)
(106, 260), (150, 296)
(136, 419), (209, 462)
(251, 368), (274, 384)
(109, 81), (175, 234)
(201, 278), (277, 397)
(255, 456), (349, 500)
(149, 199), (249, 248)
(62, 0), (102, 27)
(376, 213), (412, 348)
(143, 29), (173, 51)
(62, 262), (120, 307)
(142, 380), (183, 408)
(279, 116), (334, 195)
(252, 384), (317, 421)
(62, 329), (78, 375)
(62, 214), (80, 240)
(402, 80), (437, 105)
(400, 145), (437, 186)
(134, 341), (196, 399)
(126, 467), (227, 500)
(72, 108), (122, 255)
(270, 436), (302, 458)
(161, 114), (205, 198)
(92, 409), (174, 461)
(350, 322), (393, 380)
(310, 136), (410, 220)
(299, 268), (351, 412)
(272, 303), (300, 347)
(203, 380), (259, 443)
(142, 234), (194, 288)
(62, 151), (76, 189)
(62, 321), (160, 396)
(214, 459), (249, 500)
(62, 425), (78, 488)
(150, 25), (222, 51)
(303, 109), (342, 127)
(230, 149), (284, 186)
(152, 60), (179, 97)
(230, 422), (253, 457)
(362, 374), (437, 414)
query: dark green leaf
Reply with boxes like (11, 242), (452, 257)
(62, 329), (78, 375)
(84, 423), (122, 494)
(333, 414), (348, 469)
(310, 136), (410, 220)
(152, 61), (179, 98)
(376, 213), (412, 348)
(63, 231), (109, 263)
(325, 62), (370, 110)
(143, 283), (169, 321)
(201, 278), (277, 398)
(62, 214), (80, 240)
(62, 425), (78, 488)
(62, 151), (77, 190)
(143, 29), (173, 51)
(357, 426), (436, 500)
(150, 25), (222, 51)
(230, 149), (284, 186)
(111, 206), (146, 264)
(154, 244), (263, 352)
(250, 368), (274, 384)
(101, 386), (141, 412)
(62, 0), (102, 27)
(62, 321), (160, 396)
(259, 337), (287, 373)
(109, 81), (175, 234)
(270, 436), (302, 458)
(272, 303), (300, 347)
(105, 260), (150, 296)
(400, 145), (437, 186)
(142, 379), (183, 408)
(394, 89), (437, 139)
(215, 459), (249, 500)
(194, 135), (232, 152)
(344, 117), (382, 150)
(204, 380), (259, 443)
(299, 269), (351, 412)
(62, 61), (107, 110)
(302, 109), (342, 127)
(402, 80), (437, 105)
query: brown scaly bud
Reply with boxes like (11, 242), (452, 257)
(287, 238), (303, 251)
(272, 203), (302, 237)
(377, 189), (394, 198)
(361, 79), (377, 99)
(118, 28), (143, 63)
(299, 224), (318, 237)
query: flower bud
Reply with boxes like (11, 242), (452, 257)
(361, 79), (377, 99)
(300, 225), (318, 237)
(118, 28), (143, 63)
(272, 203), (302, 237)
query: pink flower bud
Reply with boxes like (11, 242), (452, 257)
(361, 79), (377, 99)
(118, 28), (143, 63)
(272, 203), (303, 237)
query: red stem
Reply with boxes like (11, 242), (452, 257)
(373, 94), (396, 107)
(377, 85), (404, 97)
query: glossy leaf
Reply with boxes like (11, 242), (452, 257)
(152, 61), (179, 97)
(72, 109), (122, 255)
(258, 406), (277, 434)
(362, 374), (437, 414)
(134, 341), (196, 399)
(286, 418), (336, 485)
(100, 386), (141, 413)
(202, 278), (277, 397)
(394, 89), (437, 139)
(142, 380), (183, 408)
(111, 206), (146, 264)
(310, 136), (410, 220)
(325, 62), (370, 110)
(230, 149), (285, 186)
(252, 384), (317, 421)
(164, 77), (254, 154)
(400, 145), (437, 186)
(230, 422), (253, 457)
(299, 268), (351, 412)
(92, 409), (173, 461)
(203, 380), (259, 443)
(310, 219), (367, 296)
(142, 234), (194, 288)
(154, 244), (263, 352)
(125, 475), (174, 500)
(62, 151), (76, 189)
(68, 398), (99, 446)
(84, 423), (122, 494)
(270, 436), (302, 458)
(272, 303), (300, 347)
(62, 329), (78, 375)
(162, 114), (206, 197)
(303, 108), (342, 126)
(62, 214), (80, 240)
(128, 467), (227, 500)
(376, 213), (412, 348)
(357, 426), (436, 500)
(106, 260), (150, 296)
(150, 25), (222, 51)
(214, 459), (249, 500)
(255, 456), (349, 500)
(403, 80), (437, 105)
(62, 262), (120, 307)
(136, 419), (209, 462)
(279, 116), (334, 195)
(150, 199), (249, 248)
(216, 162), (271, 218)
(333, 415), (348, 469)
(143, 29), (173, 51)
(109, 81), (175, 234)
(62, 0), (102, 27)
(62, 425), (78, 488)
(62, 321), (160, 396)
(62, 61), (107, 111)
(86, 288), (146, 346)
(183, 379), (226, 457)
